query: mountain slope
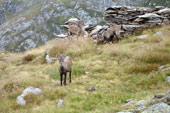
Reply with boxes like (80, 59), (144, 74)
(0, 26), (170, 113)
(0, 0), (115, 52)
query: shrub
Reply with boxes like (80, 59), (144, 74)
(22, 54), (35, 63)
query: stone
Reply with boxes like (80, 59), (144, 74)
(16, 95), (26, 106)
(142, 103), (170, 113)
(58, 99), (63, 107)
(157, 8), (170, 14)
(167, 76), (170, 83)
(85, 72), (90, 75)
(117, 111), (133, 113)
(125, 99), (133, 103)
(161, 67), (170, 72)
(90, 25), (103, 36)
(56, 34), (68, 38)
(16, 86), (42, 106)
(88, 87), (97, 91)
(137, 35), (148, 39)
(135, 100), (148, 107)
(155, 93), (165, 99)
(138, 13), (162, 19)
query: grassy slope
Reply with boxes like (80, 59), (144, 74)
(0, 26), (170, 113)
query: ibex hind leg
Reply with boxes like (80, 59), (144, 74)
(60, 73), (63, 86)
(69, 71), (72, 83)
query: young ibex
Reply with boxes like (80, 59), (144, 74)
(68, 24), (82, 36)
(58, 55), (72, 86)
(102, 24), (121, 43)
(67, 21), (84, 38)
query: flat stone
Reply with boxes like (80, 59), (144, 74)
(88, 87), (97, 91)
(138, 13), (162, 19)
(137, 35), (148, 39)
(158, 8), (170, 14)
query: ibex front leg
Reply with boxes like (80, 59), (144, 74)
(60, 73), (63, 86)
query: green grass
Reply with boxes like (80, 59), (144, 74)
(0, 26), (170, 113)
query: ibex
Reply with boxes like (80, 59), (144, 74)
(102, 24), (121, 43)
(68, 24), (82, 36)
(58, 55), (72, 86)
(67, 20), (84, 38)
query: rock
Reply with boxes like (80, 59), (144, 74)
(45, 51), (52, 64)
(138, 13), (162, 19)
(125, 99), (133, 103)
(122, 25), (146, 31)
(16, 96), (26, 106)
(154, 31), (163, 36)
(56, 34), (68, 38)
(135, 100), (148, 107)
(167, 76), (170, 83)
(88, 87), (97, 91)
(90, 25), (103, 36)
(22, 86), (42, 96)
(116, 111), (133, 113)
(142, 103), (170, 113)
(58, 99), (63, 107)
(16, 86), (42, 106)
(137, 35), (148, 39)
(155, 6), (165, 10)
(161, 67), (170, 72)
(155, 93), (165, 99)
(85, 72), (90, 75)
(157, 8), (170, 14)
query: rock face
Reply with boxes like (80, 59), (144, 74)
(0, 0), (115, 52)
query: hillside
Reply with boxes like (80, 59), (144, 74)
(0, 26), (170, 113)
(0, 0), (169, 52)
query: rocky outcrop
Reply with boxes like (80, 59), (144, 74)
(118, 91), (170, 113)
(105, 6), (170, 35)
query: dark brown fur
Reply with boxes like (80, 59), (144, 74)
(58, 55), (72, 86)
(102, 24), (121, 43)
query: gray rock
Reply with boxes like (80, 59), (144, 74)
(157, 8), (170, 14)
(155, 93), (165, 99)
(88, 87), (97, 91)
(117, 111), (133, 113)
(137, 35), (148, 39)
(138, 13), (162, 19)
(167, 76), (170, 83)
(22, 86), (42, 96)
(135, 100), (148, 107)
(16, 86), (42, 106)
(142, 103), (170, 113)
(58, 99), (63, 107)
(154, 31), (163, 36)
(125, 99), (133, 103)
(16, 95), (26, 106)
